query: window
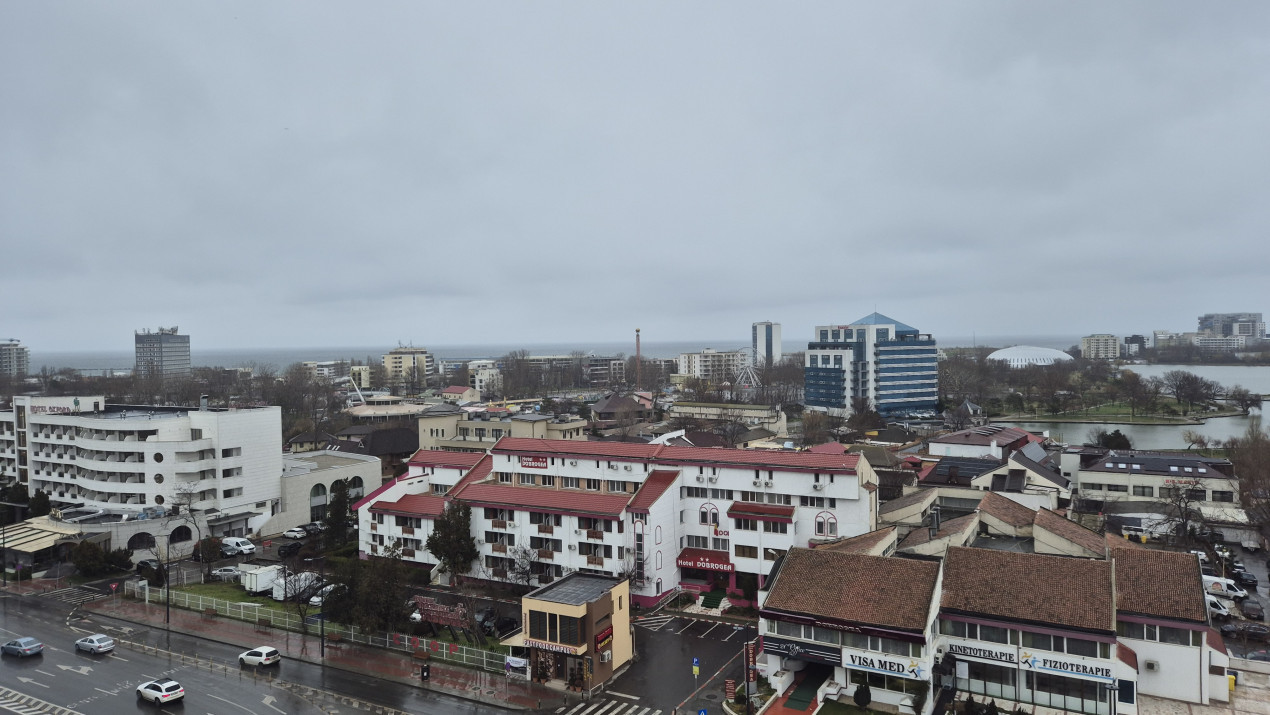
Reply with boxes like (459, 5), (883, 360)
(1083, 483), (1104, 492)
(222, 487), (243, 498)
(739, 491), (762, 502)
(686, 535), (709, 548)
(766, 493), (792, 506)
(585, 479), (601, 491)
(763, 521), (788, 534)
(735, 545), (758, 558)
(978, 625), (1010, 644)
(710, 488), (733, 500)
(1212, 491), (1235, 503)
(1106, 484), (1128, 493)
(699, 508), (719, 526)
(683, 486), (708, 499)
(1132, 486), (1153, 497)
(431, 483), (450, 495)
(800, 496), (825, 508)
(712, 538), (729, 551)
(734, 518), (757, 531)
(607, 480), (626, 493)
(815, 516), (837, 537)
(498, 472), (513, 483)
(519, 474), (536, 485)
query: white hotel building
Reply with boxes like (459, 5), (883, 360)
(356, 438), (879, 607)
(0, 395), (283, 536)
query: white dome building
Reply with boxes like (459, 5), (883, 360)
(986, 345), (1074, 369)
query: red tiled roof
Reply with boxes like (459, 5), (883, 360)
(677, 547), (734, 572)
(1110, 546), (1208, 623)
(1207, 627), (1228, 655)
(940, 547), (1114, 633)
(627, 470), (679, 513)
(441, 386), (470, 394)
(764, 548), (939, 632)
(352, 473), (402, 511)
(457, 483), (631, 516)
(1117, 642), (1138, 670)
(449, 454), (494, 494)
(1034, 508), (1105, 555)
(930, 426), (1033, 448)
(371, 494), (447, 518)
(727, 502), (795, 522)
(816, 527), (897, 555)
(658, 445), (859, 472)
(494, 438), (663, 460)
(408, 450), (487, 469)
(897, 512), (978, 549)
(978, 492), (1036, 528)
(806, 442), (848, 455)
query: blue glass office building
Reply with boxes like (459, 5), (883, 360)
(804, 313), (938, 417)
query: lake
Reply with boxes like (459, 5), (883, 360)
(1002, 410), (1263, 450)
(1120, 364), (1270, 396)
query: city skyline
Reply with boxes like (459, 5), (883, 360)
(4, 3), (1268, 351)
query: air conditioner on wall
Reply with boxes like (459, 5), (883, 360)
(1145, 660), (1159, 672)
(764, 481), (774, 488)
(575, 529), (583, 535)
(812, 483), (824, 490)
(624, 465), (633, 471)
(568, 544), (577, 551)
(708, 476), (718, 483)
(569, 460), (578, 466)
(752, 480), (763, 487)
(601, 650), (612, 663)
(477, 539), (484, 545)
(696, 475), (705, 483)
(506, 522), (516, 528)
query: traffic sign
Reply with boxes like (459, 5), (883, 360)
(700, 710), (707, 715)
(693, 656), (700, 666)
(693, 665), (700, 676)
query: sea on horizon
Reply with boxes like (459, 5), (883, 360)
(30, 334), (1081, 372)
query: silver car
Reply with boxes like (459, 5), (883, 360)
(1, 637), (44, 657)
(74, 634), (116, 654)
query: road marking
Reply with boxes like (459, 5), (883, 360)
(95, 688), (117, 695)
(699, 622), (721, 638)
(34, 670), (56, 678)
(58, 665), (93, 675)
(262, 695), (286, 714)
(16, 677), (48, 688)
(675, 620), (694, 635)
(208, 693), (258, 713)
(610, 691), (640, 700)
(593, 702), (623, 715)
(108, 654), (129, 661)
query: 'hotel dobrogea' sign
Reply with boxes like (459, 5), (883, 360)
(520, 456), (548, 469)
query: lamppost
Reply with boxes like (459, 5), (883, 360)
(305, 555), (326, 658)
(2, 522), (8, 587)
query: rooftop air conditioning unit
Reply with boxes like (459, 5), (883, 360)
(696, 475), (705, 483)
(812, 483), (824, 490)
(1145, 660), (1159, 672)
(764, 480), (774, 488)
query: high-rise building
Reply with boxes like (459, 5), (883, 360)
(1198, 313), (1265, 341)
(134, 327), (191, 380)
(1080, 334), (1120, 360)
(804, 313), (938, 418)
(752, 321), (782, 369)
(676, 348), (748, 383)
(383, 346), (435, 389)
(0, 339), (30, 378)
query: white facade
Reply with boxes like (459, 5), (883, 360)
(260, 450), (378, 535)
(0, 340), (30, 378)
(0, 396), (282, 529)
(383, 347), (436, 384)
(676, 349), (748, 382)
(753, 322), (782, 368)
(1080, 334), (1121, 360)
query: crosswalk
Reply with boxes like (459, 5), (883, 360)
(0, 686), (82, 715)
(633, 614), (675, 631)
(40, 587), (107, 606)
(557, 700), (661, 715)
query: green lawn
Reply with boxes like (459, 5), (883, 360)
(815, 701), (875, 715)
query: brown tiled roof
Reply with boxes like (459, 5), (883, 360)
(1034, 508), (1105, 555)
(764, 548), (939, 632)
(807, 441), (848, 454)
(370, 494), (447, 518)
(940, 547), (1114, 633)
(816, 527), (896, 555)
(978, 492), (1035, 528)
(1207, 627), (1227, 655)
(879, 488), (937, 515)
(897, 513), (978, 549)
(493, 437), (861, 473)
(1107, 532), (1145, 550)
(1110, 546), (1208, 623)
(407, 450), (488, 469)
(495, 438), (663, 460)
(627, 470), (679, 513)
(456, 482), (631, 517)
(930, 426), (1033, 448)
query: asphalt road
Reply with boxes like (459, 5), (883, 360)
(0, 593), (500, 715)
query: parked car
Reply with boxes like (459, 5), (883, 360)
(135, 558), (161, 572)
(1243, 599), (1265, 621)
(309, 583), (346, 607)
(1245, 650), (1270, 662)
(74, 634), (116, 654)
(1236, 571), (1259, 588)
(277, 540), (303, 557)
(1244, 540), (1262, 553)
(136, 678), (185, 704)
(302, 522), (327, 535)
(1221, 622), (1270, 642)
(239, 646), (281, 667)
(283, 527), (308, 539)
(220, 543), (242, 558)
(489, 616), (520, 637)
(211, 566), (241, 582)
(1, 637), (44, 657)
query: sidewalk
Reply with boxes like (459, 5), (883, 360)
(68, 590), (570, 712)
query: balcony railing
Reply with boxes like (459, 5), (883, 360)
(491, 543), (507, 553)
(492, 519), (509, 530)
(587, 529), (605, 541)
(402, 548), (416, 558)
(537, 524), (554, 535)
(402, 526), (416, 535)
(538, 549), (554, 560)
(587, 555), (604, 566)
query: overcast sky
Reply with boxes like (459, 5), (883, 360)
(4, 2), (1268, 352)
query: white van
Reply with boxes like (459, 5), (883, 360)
(221, 537), (256, 555)
(1208, 596), (1231, 620)
(1203, 575), (1248, 601)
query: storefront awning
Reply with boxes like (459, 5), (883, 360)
(677, 547), (734, 573)
(726, 502), (795, 523)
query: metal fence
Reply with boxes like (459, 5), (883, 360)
(124, 582), (507, 673)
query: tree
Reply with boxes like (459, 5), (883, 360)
(27, 489), (50, 517)
(505, 544), (543, 587)
(70, 541), (110, 577)
(1231, 420), (1270, 528)
(352, 545), (411, 633)
(324, 479), (353, 548)
(846, 397), (885, 432)
(1226, 385), (1263, 415)
(853, 683), (872, 709)
(1181, 429), (1210, 454)
(425, 503), (479, 581)
(1086, 428), (1132, 450)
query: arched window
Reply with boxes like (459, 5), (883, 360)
(699, 506), (719, 527)
(654, 525), (662, 544)
(347, 476), (364, 498)
(655, 578), (663, 595)
(169, 525), (193, 544)
(310, 484), (328, 499)
(310, 484), (329, 522)
(128, 532), (156, 551)
(655, 551), (663, 569)
(815, 512), (838, 537)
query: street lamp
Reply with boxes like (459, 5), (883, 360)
(305, 555), (326, 658)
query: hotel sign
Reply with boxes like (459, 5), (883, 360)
(1021, 651), (1114, 683)
(763, 636), (841, 666)
(519, 456), (549, 469)
(595, 625), (614, 650)
(524, 638), (585, 655)
(677, 554), (734, 572)
(945, 639), (1018, 665)
(845, 650), (927, 680)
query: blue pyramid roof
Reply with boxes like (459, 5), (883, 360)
(851, 312), (917, 332)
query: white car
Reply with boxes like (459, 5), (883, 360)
(283, 527), (308, 539)
(74, 634), (115, 654)
(308, 583), (345, 607)
(239, 646), (281, 666)
(211, 566), (241, 582)
(137, 678), (184, 704)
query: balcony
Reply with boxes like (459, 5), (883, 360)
(492, 543), (508, 554)
(402, 526), (416, 536)
(370, 523), (378, 532)
(586, 529), (605, 541)
(493, 568), (508, 578)
(587, 555), (605, 566)
(492, 519), (509, 530)
(537, 524), (554, 535)
(538, 549), (554, 560)
(402, 548), (416, 558)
